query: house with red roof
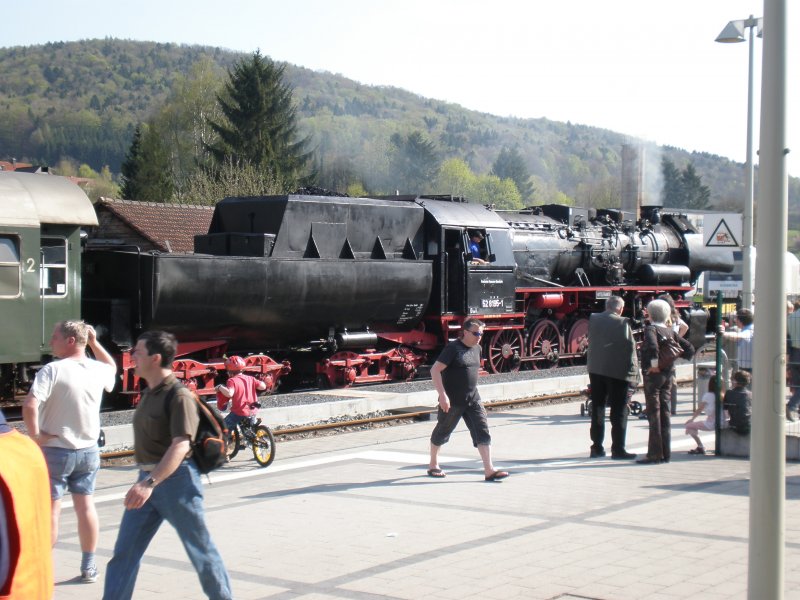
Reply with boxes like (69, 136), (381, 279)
(90, 198), (215, 253)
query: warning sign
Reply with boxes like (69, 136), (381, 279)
(703, 213), (742, 247)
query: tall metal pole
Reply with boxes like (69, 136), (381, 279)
(747, 0), (787, 597)
(742, 16), (757, 312)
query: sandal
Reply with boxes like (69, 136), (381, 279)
(688, 447), (706, 455)
(427, 468), (446, 478)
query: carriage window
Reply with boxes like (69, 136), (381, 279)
(0, 236), (21, 297)
(41, 237), (67, 297)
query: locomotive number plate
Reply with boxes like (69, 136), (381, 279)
(595, 290), (612, 299)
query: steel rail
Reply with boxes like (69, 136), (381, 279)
(99, 390), (585, 460)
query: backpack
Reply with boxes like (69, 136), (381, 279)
(655, 328), (684, 370)
(165, 383), (229, 474)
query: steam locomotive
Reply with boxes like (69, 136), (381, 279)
(0, 171), (733, 404)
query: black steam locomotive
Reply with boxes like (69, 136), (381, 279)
(80, 192), (732, 399)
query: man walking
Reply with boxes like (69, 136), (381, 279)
(587, 296), (638, 459)
(103, 330), (232, 600)
(427, 318), (509, 481)
(22, 320), (116, 584)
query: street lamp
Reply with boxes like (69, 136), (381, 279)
(716, 15), (762, 312)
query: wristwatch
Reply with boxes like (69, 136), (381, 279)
(144, 476), (157, 488)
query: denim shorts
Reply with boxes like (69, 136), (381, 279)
(42, 445), (100, 499)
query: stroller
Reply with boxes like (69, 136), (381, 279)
(580, 383), (642, 417)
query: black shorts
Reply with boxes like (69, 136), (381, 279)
(430, 401), (491, 447)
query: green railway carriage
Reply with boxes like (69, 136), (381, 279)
(0, 171), (97, 400)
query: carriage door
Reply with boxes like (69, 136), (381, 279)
(39, 227), (80, 352)
(443, 228), (465, 313)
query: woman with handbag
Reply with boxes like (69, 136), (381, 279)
(637, 299), (695, 464)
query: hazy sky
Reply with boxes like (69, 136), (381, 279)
(3, 0), (797, 178)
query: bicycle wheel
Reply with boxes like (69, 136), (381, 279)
(252, 425), (276, 467)
(226, 427), (241, 460)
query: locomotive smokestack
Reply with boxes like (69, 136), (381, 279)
(621, 144), (646, 218)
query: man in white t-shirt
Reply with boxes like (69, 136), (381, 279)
(23, 320), (117, 584)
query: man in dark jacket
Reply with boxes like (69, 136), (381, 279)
(587, 296), (639, 459)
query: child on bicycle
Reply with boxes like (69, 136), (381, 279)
(215, 355), (267, 432)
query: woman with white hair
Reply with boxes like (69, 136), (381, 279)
(637, 299), (695, 464)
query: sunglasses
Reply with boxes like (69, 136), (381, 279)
(466, 329), (483, 338)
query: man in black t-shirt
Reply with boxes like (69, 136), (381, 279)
(427, 318), (509, 481)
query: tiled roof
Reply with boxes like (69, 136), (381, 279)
(95, 198), (214, 253)
(0, 161), (33, 171)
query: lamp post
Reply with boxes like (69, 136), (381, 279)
(716, 15), (762, 312)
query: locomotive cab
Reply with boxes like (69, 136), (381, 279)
(418, 197), (516, 317)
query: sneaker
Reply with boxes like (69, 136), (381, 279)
(80, 567), (98, 584)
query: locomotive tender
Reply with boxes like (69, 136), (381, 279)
(0, 171), (733, 404)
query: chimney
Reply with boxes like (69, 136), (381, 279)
(621, 144), (645, 218)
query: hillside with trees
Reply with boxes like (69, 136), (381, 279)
(1, 38), (798, 213)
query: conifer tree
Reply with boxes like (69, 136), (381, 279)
(206, 51), (314, 191)
(389, 130), (440, 193)
(492, 146), (533, 201)
(119, 123), (174, 201)
(120, 124), (144, 200)
(661, 157), (710, 210)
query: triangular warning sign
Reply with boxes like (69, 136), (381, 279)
(706, 218), (740, 247)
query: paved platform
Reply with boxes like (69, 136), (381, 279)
(51, 387), (800, 599)
(98, 364), (704, 451)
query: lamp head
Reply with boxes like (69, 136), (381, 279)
(716, 20), (745, 43)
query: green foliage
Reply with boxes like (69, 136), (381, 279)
(433, 158), (522, 210)
(206, 51), (314, 191)
(435, 158), (474, 198)
(346, 181), (366, 197)
(120, 123), (174, 201)
(149, 58), (226, 193)
(172, 158), (281, 205)
(574, 177), (620, 209)
(388, 130), (441, 193)
(492, 146), (533, 202)
(51, 159), (118, 201)
(120, 125), (143, 199)
(661, 157), (710, 210)
(83, 165), (119, 201)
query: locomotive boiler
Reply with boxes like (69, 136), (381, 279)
(505, 204), (732, 288)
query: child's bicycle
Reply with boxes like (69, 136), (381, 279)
(226, 413), (276, 467)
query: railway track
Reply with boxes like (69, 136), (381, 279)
(99, 390), (586, 462)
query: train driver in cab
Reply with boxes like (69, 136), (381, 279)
(468, 231), (488, 265)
